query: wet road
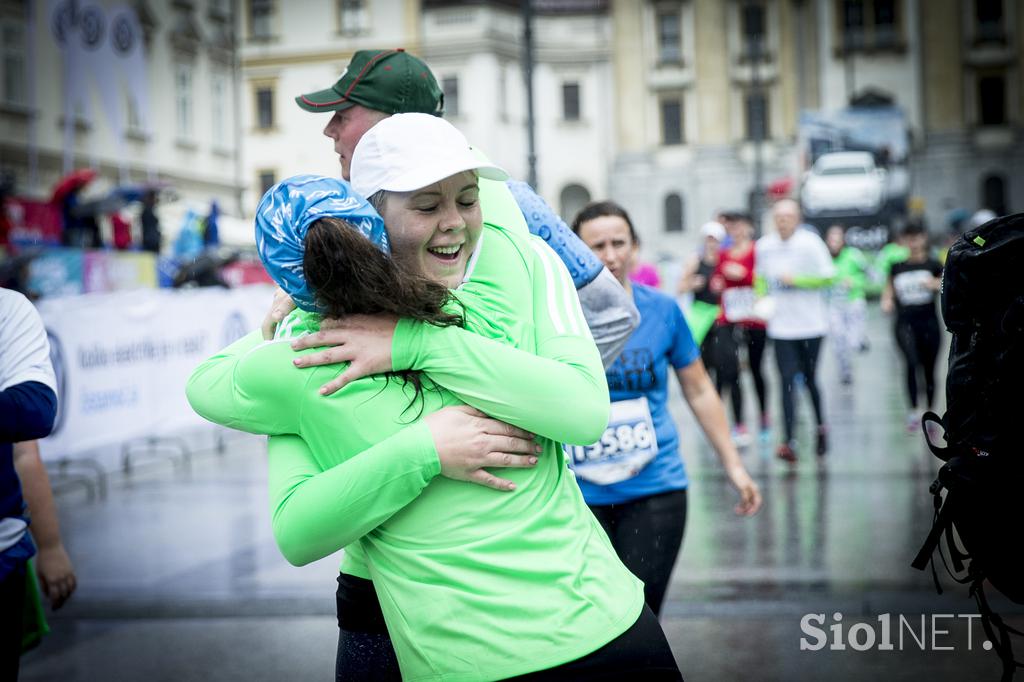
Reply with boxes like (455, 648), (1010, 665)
(21, 305), (1019, 681)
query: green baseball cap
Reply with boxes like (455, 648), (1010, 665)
(295, 48), (444, 116)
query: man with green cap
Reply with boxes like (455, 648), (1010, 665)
(282, 48), (639, 367)
(263, 48), (642, 680)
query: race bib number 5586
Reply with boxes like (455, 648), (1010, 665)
(567, 397), (659, 485)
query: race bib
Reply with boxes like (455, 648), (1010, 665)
(567, 397), (659, 485)
(722, 287), (756, 322)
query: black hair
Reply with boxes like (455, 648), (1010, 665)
(571, 200), (639, 244)
(901, 220), (928, 238)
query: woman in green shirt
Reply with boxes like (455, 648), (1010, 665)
(188, 115), (682, 681)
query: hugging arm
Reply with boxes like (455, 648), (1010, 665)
(268, 405), (539, 566)
(267, 428), (438, 566)
(506, 180), (638, 367)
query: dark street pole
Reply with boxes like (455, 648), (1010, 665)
(521, 0), (538, 189)
(748, 20), (764, 221)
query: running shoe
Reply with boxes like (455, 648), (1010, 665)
(731, 424), (752, 447)
(759, 413), (772, 442)
(906, 411), (920, 434)
(776, 442), (797, 463)
(816, 425), (829, 456)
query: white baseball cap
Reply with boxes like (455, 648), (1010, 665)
(700, 220), (726, 241)
(350, 113), (508, 199)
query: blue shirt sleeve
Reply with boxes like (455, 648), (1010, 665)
(668, 302), (701, 369)
(0, 381), (57, 443)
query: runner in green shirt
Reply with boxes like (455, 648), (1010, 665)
(188, 115), (681, 680)
(825, 225), (870, 384)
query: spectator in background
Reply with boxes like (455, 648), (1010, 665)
(713, 212), (771, 444)
(140, 190), (161, 254)
(881, 222), (943, 433)
(0, 289), (60, 680)
(678, 221), (726, 376)
(756, 199), (835, 463)
(111, 212), (133, 250)
(825, 225), (870, 385)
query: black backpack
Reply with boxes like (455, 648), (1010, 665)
(912, 212), (1024, 681)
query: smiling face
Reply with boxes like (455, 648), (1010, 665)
(323, 105), (390, 179)
(378, 171), (483, 289)
(576, 214), (637, 287)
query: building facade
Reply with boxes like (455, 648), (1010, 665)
(237, 0), (614, 224)
(0, 0), (244, 229)
(4, 0), (1018, 256)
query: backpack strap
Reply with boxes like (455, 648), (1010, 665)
(971, 579), (1024, 682)
(920, 411), (951, 461)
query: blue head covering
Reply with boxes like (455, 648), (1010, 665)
(254, 174), (389, 312)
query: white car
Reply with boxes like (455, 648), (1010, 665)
(800, 151), (887, 218)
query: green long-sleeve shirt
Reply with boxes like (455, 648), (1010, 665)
(831, 246), (868, 302)
(186, 181), (642, 680)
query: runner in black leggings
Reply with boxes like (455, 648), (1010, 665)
(881, 223), (942, 432)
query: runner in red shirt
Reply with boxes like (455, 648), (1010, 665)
(712, 213), (770, 444)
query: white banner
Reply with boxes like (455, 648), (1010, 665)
(36, 285), (275, 462)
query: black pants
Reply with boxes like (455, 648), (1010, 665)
(894, 314), (941, 410)
(335, 574), (400, 682)
(504, 605), (682, 681)
(589, 489), (688, 616)
(740, 326), (769, 416)
(707, 326), (768, 424)
(773, 336), (826, 443)
(1, 564), (26, 682)
(709, 325), (743, 423)
(334, 572), (684, 681)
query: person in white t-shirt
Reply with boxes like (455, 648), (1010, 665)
(754, 200), (836, 462)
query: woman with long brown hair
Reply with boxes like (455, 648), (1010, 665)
(189, 114), (683, 680)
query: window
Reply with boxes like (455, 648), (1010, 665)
(982, 174), (1007, 216)
(562, 82), (580, 121)
(258, 170), (276, 196)
(126, 88), (143, 132)
(559, 184), (591, 224)
(211, 72), (229, 144)
(975, 0), (1005, 43)
(841, 0), (866, 50)
(838, 0), (901, 51)
(978, 73), (1006, 125)
(1, 19), (26, 105)
(175, 63), (194, 140)
(442, 76), (459, 118)
(744, 90), (768, 141)
(338, 0), (367, 34)
(740, 3), (766, 58)
(256, 86), (274, 130)
(656, 9), (682, 64)
(250, 0), (272, 39)
(660, 97), (683, 145)
(664, 193), (684, 233)
(872, 0), (898, 48)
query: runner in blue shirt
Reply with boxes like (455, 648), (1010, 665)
(571, 201), (762, 615)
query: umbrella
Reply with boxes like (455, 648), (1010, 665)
(109, 182), (170, 204)
(50, 168), (97, 204)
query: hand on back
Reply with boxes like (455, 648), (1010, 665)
(424, 405), (542, 492)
